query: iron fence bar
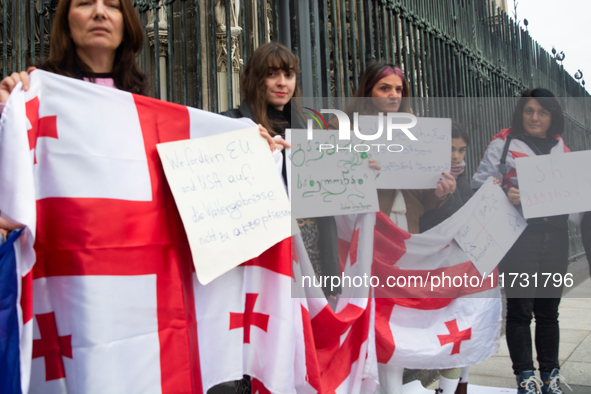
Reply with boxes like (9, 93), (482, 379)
(166, 0), (174, 102)
(425, 20), (437, 106)
(225, 0), (232, 108)
(256, 0), (263, 46)
(240, 0), (247, 65)
(407, 19), (418, 109)
(209, 0), (218, 112)
(330, 0), (341, 98)
(152, 0), (161, 99)
(418, 24), (428, 105)
(181, 0), (188, 105)
(138, 4), (147, 75)
(349, 0), (358, 92)
(357, 0), (366, 74)
(30, 0), (35, 65)
(400, 13), (409, 85)
(339, 0), (350, 97)
(380, 2), (387, 63)
(365, 0), (374, 63)
(11, 0), (16, 71)
(289, 0), (299, 61)
(20, 0), (25, 68)
(318, 0), (331, 97)
(387, 5), (395, 65)
(194, 0), (202, 108)
(309, 0), (319, 98)
(373, 0), (380, 61)
(272, 0), (279, 42)
(3, 0), (8, 76)
(393, 6), (402, 66)
(39, 2), (46, 64)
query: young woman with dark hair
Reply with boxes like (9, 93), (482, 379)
(349, 62), (456, 234)
(222, 42), (342, 298)
(350, 62), (460, 394)
(472, 88), (571, 394)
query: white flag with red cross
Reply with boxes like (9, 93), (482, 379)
(372, 185), (504, 371)
(193, 238), (301, 394)
(292, 213), (378, 394)
(0, 70), (288, 394)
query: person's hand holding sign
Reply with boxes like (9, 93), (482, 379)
(435, 172), (457, 199)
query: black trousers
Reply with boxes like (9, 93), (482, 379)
(499, 226), (569, 374)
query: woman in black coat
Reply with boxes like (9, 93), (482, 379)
(222, 43), (341, 297)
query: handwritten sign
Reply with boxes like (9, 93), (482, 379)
(156, 127), (292, 284)
(286, 128), (379, 219)
(516, 150), (591, 219)
(454, 178), (527, 277)
(356, 116), (451, 189)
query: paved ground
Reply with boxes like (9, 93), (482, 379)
(426, 259), (591, 393)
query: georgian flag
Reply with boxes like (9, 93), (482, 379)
(292, 213), (378, 394)
(372, 182), (504, 372)
(193, 238), (301, 394)
(0, 70), (282, 394)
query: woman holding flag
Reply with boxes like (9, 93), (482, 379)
(0, 0), (148, 99)
(0, 0), (149, 236)
(349, 62), (465, 394)
(471, 88), (570, 394)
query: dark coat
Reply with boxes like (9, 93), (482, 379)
(581, 212), (591, 276)
(419, 171), (474, 233)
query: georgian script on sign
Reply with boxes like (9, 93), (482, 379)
(287, 128), (379, 219)
(357, 116), (452, 189)
(516, 150), (591, 219)
(157, 127), (292, 284)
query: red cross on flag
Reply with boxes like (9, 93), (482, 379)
(0, 70), (292, 394)
(194, 238), (301, 394)
(291, 213), (379, 394)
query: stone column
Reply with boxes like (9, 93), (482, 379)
(215, 0), (242, 111)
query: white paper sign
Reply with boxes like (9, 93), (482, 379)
(156, 127), (292, 284)
(516, 150), (591, 219)
(454, 178), (527, 277)
(287, 128), (380, 219)
(357, 116), (452, 189)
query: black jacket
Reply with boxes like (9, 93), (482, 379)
(419, 171), (474, 232)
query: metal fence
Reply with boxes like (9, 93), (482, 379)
(1, 0), (590, 259)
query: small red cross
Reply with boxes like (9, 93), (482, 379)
(26, 97), (58, 164)
(437, 319), (471, 355)
(229, 293), (270, 344)
(32, 312), (73, 381)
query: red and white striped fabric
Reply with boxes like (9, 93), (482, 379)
(0, 70), (286, 394)
(292, 213), (378, 394)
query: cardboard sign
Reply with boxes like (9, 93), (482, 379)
(357, 116), (452, 189)
(454, 178), (527, 277)
(157, 127), (292, 284)
(516, 150), (591, 219)
(287, 128), (380, 219)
